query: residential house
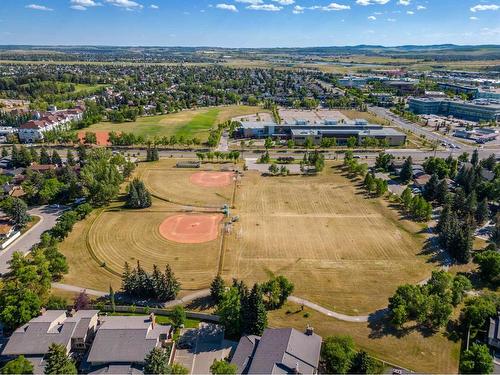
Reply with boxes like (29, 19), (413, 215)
(231, 327), (322, 374)
(488, 313), (500, 350)
(1, 309), (99, 374)
(85, 314), (172, 374)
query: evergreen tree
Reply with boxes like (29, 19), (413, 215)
(44, 343), (77, 374)
(30, 148), (39, 163)
(399, 156), (413, 183)
(40, 147), (51, 164)
(435, 179), (449, 205)
(242, 284), (268, 336)
(10, 145), (18, 167)
(217, 287), (242, 338)
(1, 147), (8, 158)
(160, 264), (180, 301)
(126, 179), (152, 209)
(210, 275), (226, 304)
(423, 174), (439, 201)
(471, 149), (479, 166)
(66, 149), (76, 166)
(51, 150), (62, 166)
(144, 348), (170, 374)
(476, 198), (490, 226)
(400, 187), (412, 211)
(109, 285), (116, 313)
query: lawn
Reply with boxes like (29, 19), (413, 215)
(222, 165), (434, 315)
(86, 105), (266, 142)
(57, 159), (457, 372)
(268, 301), (460, 374)
(340, 110), (390, 126)
(59, 160), (236, 292)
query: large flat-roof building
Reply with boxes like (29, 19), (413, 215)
(408, 97), (500, 122)
(237, 119), (406, 146)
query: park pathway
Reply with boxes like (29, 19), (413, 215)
(52, 282), (381, 322)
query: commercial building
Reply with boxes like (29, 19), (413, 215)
(1, 309), (99, 373)
(237, 119), (407, 146)
(477, 87), (500, 100)
(231, 327), (322, 374)
(408, 97), (500, 122)
(437, 82), (478, 96)
(19, 107), (84, 143)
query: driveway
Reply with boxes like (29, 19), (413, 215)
(0, 205), (66, 275)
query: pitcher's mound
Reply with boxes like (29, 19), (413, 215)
(159, 214), (223, 244)
(190, 171), (234, 187)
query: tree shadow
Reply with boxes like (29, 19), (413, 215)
(184, 296), (215, 311)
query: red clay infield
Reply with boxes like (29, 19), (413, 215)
(77, 131), (116, 146)
(159, 214), (223, 244)
(189, 171), (235, 187)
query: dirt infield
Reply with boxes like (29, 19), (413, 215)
(190, 171), (235, 188)
(159, 214), (223, 244)
(77, 131), (113, 146)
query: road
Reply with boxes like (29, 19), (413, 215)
(0, 205), (66, 275)
(369, 106), (474, 151)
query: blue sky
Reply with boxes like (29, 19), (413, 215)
(0, 0), (499, 47)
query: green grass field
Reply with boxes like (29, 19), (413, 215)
(86, 105), (266, 141)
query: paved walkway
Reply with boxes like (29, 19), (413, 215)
(287, 296), (388, 322)
(52, 283), (211, 308)
(51, 282), (108, 297)
(0, 205), (66, 275)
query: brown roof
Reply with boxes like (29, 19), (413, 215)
(29, 164), (56, 172)
(10, 186), (25, 198)
(0, 223), (13, 235)
(414, 174), (431, 186)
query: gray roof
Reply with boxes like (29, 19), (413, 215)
(88, 364), (144, 374)
(1, 310), (99, 357)
(231, 328), (322, 374)
(489, 315), (500, 341)
(87, 316), (171, 364)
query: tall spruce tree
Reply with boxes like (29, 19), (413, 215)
(210, 275), (226, 304)
(44, 343), (77, 374)
(399, 156), (413, 183)
(242, 284), (268, 335)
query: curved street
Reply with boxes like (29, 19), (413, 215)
(0, 205), (66, 275)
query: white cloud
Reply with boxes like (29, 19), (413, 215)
(105, 0), (143, 10)
(470, 4), (500, 12)
(398, 0), (410, 5)
(356, 0), (390, 5)
(368, 15), (376, 19)
(273, 0), (294, 4)
(323, 2), (350, 10)
(26, 4), (53, 11)
(246, 3), (282, 11)
(416, 5), (425, 10)
(386, 17), (396, 21)
(150, 4), (159, 9)
(235, 0), (262, 3)
(406, 10), (414, 14)
(216, 3), (238, 11)
(469, 16), (479, 20)
(293, 2), (350, 12)
(70, 0), (101, 10)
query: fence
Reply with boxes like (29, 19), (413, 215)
(91, 304), (220, 323)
